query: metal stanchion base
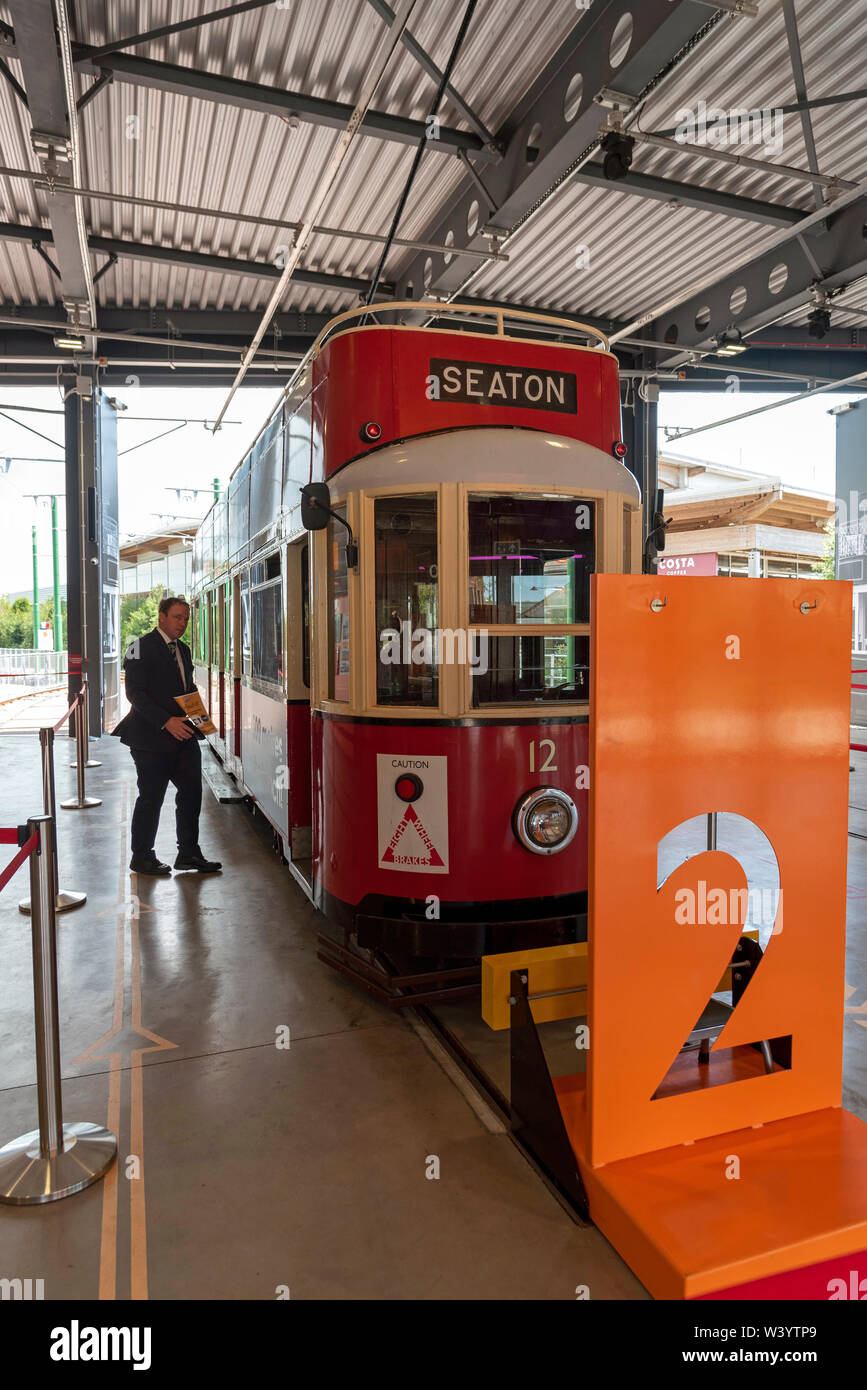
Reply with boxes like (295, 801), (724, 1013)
(70, 760), (101, 768)
(59, 796), (102, 809)
(18, 890), (87, 916)
(0, 1122), (117, 1205)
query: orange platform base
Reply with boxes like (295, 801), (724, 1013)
(554, 1076), (867, 1300)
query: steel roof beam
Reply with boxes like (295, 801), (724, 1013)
(572, 161), (802, 227)
(365, 0), (495, 147)
(82, 1), (274, 63)
(781, 0), (824, 211)
(0, 220), (389, 294)
(643, 192), (867, 367)
(392, 0), (726, 300)
(86, 234), (388, 294)
(0, 304), (332, 337)
(70, 44), (495, 160)
(9, 0), (96, 337)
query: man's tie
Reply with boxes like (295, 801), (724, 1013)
(168, 640), (187, 691)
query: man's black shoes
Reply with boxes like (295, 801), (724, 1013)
(130, 854), (171, 875)
(174, 848), (222, 873)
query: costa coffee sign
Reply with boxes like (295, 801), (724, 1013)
(657, 553), (719, 576)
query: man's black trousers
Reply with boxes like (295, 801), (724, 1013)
(130, 740), (202, 857)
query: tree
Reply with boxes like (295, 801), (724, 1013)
(812, 522), (835, 581)
(0, 595), (34, 647)
(39, 597), (68, 648)
(121, 586), (164, 655)
(120, 586), (192, 656)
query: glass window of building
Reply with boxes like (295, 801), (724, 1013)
(374, 495), (438, 707)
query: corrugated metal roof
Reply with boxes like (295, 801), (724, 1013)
(466, 0), (867, 331)
(0, 0), (862, 336)
(0, 0), (581, 318)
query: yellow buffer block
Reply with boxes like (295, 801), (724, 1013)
(481, 943), (587, 1031)
(481, 930), (759, 1032)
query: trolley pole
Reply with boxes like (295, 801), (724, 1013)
(51, 495), (62, 652)
(31, 523), (39, 650)
(0, 815), (116, 1204)
(19, 728), (86, 913)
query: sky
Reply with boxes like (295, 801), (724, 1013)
(0, 380), (857, 597)
(0, 385), (283, 597)
(657, 387), (855, 496)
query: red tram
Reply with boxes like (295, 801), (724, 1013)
(190, 302), (641, 961)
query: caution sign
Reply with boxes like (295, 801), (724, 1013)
(377, 753), (449, 874)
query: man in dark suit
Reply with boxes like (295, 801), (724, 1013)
(112, 595), (222, 875)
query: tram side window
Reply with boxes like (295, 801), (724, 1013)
(251, 557), (283, 687)
(240, 573), (251, 677)
(301, 544), (310, 690)
(199, 598), (209, 666)
(328, 510), (350, 702)
(374, 495), (438, 707)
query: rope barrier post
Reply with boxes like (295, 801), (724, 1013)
(0, 815), (116, 1204)
(19, 727), (87, 914)
(70, 679), (101, 769)
(60, 691), (101, 810)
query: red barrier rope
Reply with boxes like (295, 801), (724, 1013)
(0, 671), (71, 677)
(53, 683), (85, 733)
(852, 745), (867, 753)
(0, 828), (20, 843)
(0, 831), (38, 894)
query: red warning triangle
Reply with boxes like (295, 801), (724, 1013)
(381, 803), (445, 867)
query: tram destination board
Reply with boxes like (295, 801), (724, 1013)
(429, 358), (577, 413)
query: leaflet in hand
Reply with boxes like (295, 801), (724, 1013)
(173, 691), (217, 735)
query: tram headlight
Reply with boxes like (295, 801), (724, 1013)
(512, 787), (578, 855)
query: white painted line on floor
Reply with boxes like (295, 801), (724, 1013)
(406, 1013), (506, 1134)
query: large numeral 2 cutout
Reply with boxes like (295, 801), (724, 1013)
(652, 812), (792, 1100)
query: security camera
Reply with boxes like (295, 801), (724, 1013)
(601, 130), (634, 181)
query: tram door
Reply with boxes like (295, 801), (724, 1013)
(217, 582), (227, 743)
(223, 578), (234, 766)
(285, 538), (312, 867)
(232, 573), (243, 765)
(211, 589), (221, 736)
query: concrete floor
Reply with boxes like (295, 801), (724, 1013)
(0, 730), (644, 1301)
(0, 725), (864, 1300)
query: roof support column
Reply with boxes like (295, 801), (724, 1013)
(64, 376), (120, 734)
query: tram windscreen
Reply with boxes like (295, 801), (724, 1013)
(472, 634), (590, 705)
(374, 495), (438, 706)
(468, 495), (594, 624)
